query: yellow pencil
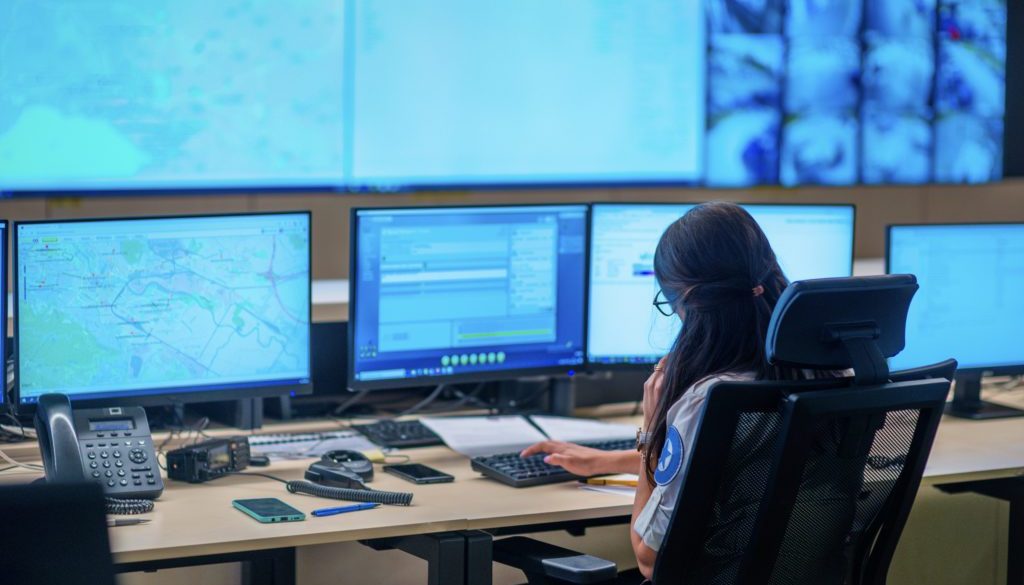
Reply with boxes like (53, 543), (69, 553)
(584, 477), (638, 487)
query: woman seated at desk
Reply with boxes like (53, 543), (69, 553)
(522, 201), (843, 579)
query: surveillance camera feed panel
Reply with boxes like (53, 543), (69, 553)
(350, 205), (587, 389)
(15, 213), (312, 406)
(888, 223), (1024, 372)
(587, 204), (854, 365)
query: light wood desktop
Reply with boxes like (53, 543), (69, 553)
(2, 403), (1023, 568)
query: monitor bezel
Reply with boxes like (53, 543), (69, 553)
(886, 221), (1024, 376)
(0, 221), (8, 409)
(347, 203), (590, 392)
(586, 201), (858, 372)
(12, 211), (314, 412)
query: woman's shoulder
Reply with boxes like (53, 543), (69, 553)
(688, 371), (758, 398)
(663, 371), (757, 423)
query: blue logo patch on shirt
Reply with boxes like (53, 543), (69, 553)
(654, 426), (684, 486)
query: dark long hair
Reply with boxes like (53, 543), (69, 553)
(643, 201), (822, 485)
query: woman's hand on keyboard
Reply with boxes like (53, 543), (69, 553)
(520, 441), (639, 477)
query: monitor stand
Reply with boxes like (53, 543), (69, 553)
(946, 372), (1024, 420)
(495, 376), (575, 417)
(191, 398), (264, 430)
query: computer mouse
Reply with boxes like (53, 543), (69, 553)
(321, 449), (374, 482)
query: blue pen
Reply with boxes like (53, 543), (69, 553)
(311, 502), (381, 517)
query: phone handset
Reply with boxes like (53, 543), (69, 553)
(34, 394), (87, 483)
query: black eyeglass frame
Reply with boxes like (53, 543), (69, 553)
(653, 289), (677, 317)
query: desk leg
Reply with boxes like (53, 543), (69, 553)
(364, 532), (467, 585)
(462, 530), (493, 585)
(1010, 500), (1023, 585)
(241, 547), (296, 585)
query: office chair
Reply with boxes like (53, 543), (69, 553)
(0, 482), (117, 585)
(494, 275), (954, 585)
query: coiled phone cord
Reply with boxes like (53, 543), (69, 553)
(286, 480), (413, 506)
(231, 472), (414, 506)
(106, 497), (155, 515)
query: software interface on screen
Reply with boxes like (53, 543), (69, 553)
(2, 0), (1005, 192)
(888, 224), (1024, 371)
(352, 206), (587, 386)
(588, 204), (855, 364)
(16, 214), (311, 404)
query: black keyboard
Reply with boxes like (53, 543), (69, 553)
(471, 438), (635, 488)
(351, 419), (443, 449)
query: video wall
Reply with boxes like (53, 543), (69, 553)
(707, 0), (1008, 186)
(0, 0), (1011, 193)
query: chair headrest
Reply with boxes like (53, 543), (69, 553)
(766, 276), (918, 378)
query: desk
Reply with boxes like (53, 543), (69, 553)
(2, 407), (1024, 585)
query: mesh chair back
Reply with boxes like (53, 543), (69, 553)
(651, 277), (952, 585)
(654, 378), (947, 585)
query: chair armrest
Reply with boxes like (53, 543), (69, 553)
(493, 536), (619, 584)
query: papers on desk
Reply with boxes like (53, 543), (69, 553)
(419, 415), (547, 457)
(420, 414), (635, 457)
(529, 415), (635, 443)
(248, 430), (379, 460)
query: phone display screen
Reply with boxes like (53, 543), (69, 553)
(88, 419), (136, 432)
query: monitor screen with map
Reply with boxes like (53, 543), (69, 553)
(14, 213), (312, 407)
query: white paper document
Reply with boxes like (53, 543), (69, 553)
(420, 415), (548, 457)
(248, 430), (379, 460)
(529, 415), (635, 443)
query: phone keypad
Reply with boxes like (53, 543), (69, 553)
(81, 439), (160, 491)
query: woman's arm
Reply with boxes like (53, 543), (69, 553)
(520, 442), (639, 476)
(631, 357), (667, 579)
(631, 477), (658, 578)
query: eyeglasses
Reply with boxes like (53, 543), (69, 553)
(653, 289), (675, 317)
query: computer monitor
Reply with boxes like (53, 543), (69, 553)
(14, 212), (312, 409)
(587, 203), (855, 366)
(349, 205), (587, 390)
(887, 223), (1024, 418)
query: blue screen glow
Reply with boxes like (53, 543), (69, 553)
(588, 204), (855, 364)
(351, 206), (587, 388)
(16, 214), (311, 404)
(888, 224), (1024, 371)
(0, 0), (1008, 191)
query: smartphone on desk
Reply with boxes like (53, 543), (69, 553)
(383, 463), (454, 485)
(233, 498), (306, 523)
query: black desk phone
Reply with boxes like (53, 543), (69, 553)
(35, 394), (164, 500)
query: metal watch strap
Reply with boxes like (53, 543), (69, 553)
(636, 428), (652, 452)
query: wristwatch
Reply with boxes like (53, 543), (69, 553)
(636, 428), (652, 452)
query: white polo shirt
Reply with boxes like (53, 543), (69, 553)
(633, 372), (756, 551)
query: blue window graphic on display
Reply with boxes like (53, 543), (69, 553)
(351, 205), (587, 388)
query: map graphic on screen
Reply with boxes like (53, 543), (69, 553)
(0, 0), (347, 190)
(16, 214), (311, 403)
